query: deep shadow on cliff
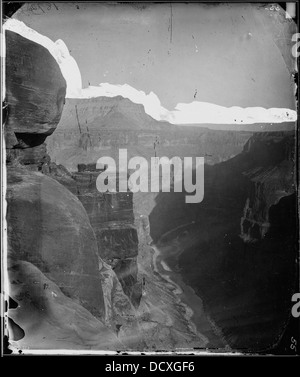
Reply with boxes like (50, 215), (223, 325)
(149, 131), (298, 352)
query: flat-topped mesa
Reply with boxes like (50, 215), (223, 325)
(55, 96), (165, 132)
(46, 95), (253, 172)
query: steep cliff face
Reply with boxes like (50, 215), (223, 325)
(147, 131), (297, 351)
(71, 165), (142, 308)
(54, 96), (166, 131)
(239, 133), (295, 242)
(5, 26), (297, 353)
(4, 29), (142, 351)
(133, 215), (211, 350)
(46, 97), (252, 172)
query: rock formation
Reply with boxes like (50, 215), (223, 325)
(239, 132), (296, 242)
(4, 29), (141, 351)
(4, 26), (297, 354)
(6, 167), (105, 319)
(46, 97), (252, 172)
(5, 31), (66, 138)
(71, 164), (142, 307)
(148, 130), (297, 351)
(7, 260), (122, 350)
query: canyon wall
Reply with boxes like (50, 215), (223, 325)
(46, 97), (252, 172)
(5, 28), (297, 353)
(148, 130), (297, 351)
(239, 132), (296, 242)
(4, 30), (142, 351)
(71, 165), (142, 307)
(44, 86), (297, 352)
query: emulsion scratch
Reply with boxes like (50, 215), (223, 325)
(192, 35), (198, 53)
(169, 3), (173, 44)
(38, 5), (45, 13)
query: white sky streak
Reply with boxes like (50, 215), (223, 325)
(4, 19), (297, 125)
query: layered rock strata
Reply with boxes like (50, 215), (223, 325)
(72, 164), (142, 307)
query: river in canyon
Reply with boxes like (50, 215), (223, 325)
(151, 222), (230, 351)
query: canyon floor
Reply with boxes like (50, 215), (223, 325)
(134, 213), (229, 352)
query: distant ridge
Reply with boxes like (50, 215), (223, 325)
(58, 96), (172, 132)
(57, 96), (296, 133)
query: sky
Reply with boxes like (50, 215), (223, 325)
(6, 2), (298, 124)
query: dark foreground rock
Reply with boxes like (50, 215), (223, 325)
(5, 30), (66, 139)
(4, 26), (146, 352)
(6, 166), (105, 320)
(7, 259), (123, 350)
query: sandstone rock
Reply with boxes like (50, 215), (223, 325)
(4, 26), (138, 351)
(16, 143), (51, 168)
(6, 166), (105, 320)
(96, 224), (139, 260)
(5, 30), (67, 173)
(72, 170), (140, 305)
(7, 259), (123, 350)
(100, 261), (145, 349)
(5, 30), (66, 141)
(41, 161), (78, 195)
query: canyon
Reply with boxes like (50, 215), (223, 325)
(46, 99), (298, 352)
(149, 131), (297, 351)
(4, 28), (298, 354)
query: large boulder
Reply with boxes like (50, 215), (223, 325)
(5, 30), (66, 143)
(6, 166), (105, 320)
